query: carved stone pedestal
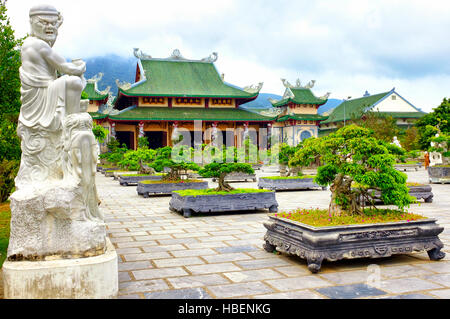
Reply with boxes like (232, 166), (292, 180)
(2, 238), (118, 299)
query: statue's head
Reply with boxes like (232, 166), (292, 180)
(29, 5), (63, 47)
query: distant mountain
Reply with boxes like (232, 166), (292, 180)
(317, 99), (343, 115)
(82, 54), (136, 95)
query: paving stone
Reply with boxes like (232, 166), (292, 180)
(199, 235), (238, 242)
(186, 263), (242, 275)
(415, 261), (450, 273)
(122, 252), (172, 261)
(172, 232), (210, 238)
(116, 240), (157, 248)
(185, 242), (231, 249)
(153, 256), (205, 268)
(214, 245), (257, 254)
(427, 289), (450, 299)
(142, 244), (186, 252)
(144, 288), (211, 299)
(252, 290), (325, 299)
(223, 269), (285, 283)
(380, 265), (435, 279)
(315, 283), (387, 299)
(319, 270), (372, 285)
(118, 271), (132, 282)
(235, 258), (292, 270)
(118, 294), (142, 299)
(273, 266), (311, 277)
(167, 274), (230, 289)
(116, 247), (142, 254)
(170, 248), (217, 257)
(133, 267), (189, 280)
(158, 238), (200, 245)
(266, 276), (332, 291)
(119, 279), (169, 294)
(207, 282), (274, 298)
(118, 261), (153, 271)
(425, 273), (450, 287)
(202, 253), (252, 263)
(380, 277), (444, 294)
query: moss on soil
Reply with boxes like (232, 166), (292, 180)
(121, 173), (164, 177)
(272, 207), (426, 227)
(173, 188), (271, 197)
(140, 179), (203, 184)
(262, 175), (315, 180)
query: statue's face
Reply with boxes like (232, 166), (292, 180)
(30, 15), (61, 46)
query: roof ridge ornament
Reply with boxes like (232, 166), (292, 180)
(170, 49), (186, 60)
(243, 82), (263, 94)
(282, 87), (295, 100)
(100, 86), (111, 95)
(201, 52), (218, 63)
(133, 48), (152, 59)
(115, 79), (132, 90)
(319, 92), (331, 100)
(281, 78), (316, 89)
(268, 97), (279, 104)
(87, 72), (103, 83)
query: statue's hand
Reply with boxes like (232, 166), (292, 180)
(71, 59), (86, 75)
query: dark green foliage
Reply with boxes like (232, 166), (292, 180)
(117, 148), (157, 171)
(416, 98), (450, 149)
(0, 159), (19, 202)
(99, 136), (128, 165)
(137, 136), (149, 149)
(290, 124), (413, 216)
(0, 113), (20, 161)
(81, 91), (89, 100)
(92, 123), (108, 143)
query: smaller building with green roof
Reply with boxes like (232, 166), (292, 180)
(83, 72), (110, 116)
(319, 88), (426, 136)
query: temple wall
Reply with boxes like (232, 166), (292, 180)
(372, 93), (418, 112)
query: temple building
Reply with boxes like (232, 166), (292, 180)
(319, 88), (426, 136)
(268, 78), (329, 145)
(83, 73), (110, 113)
(98, 49), (275, 150)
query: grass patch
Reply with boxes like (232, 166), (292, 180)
(406, 182), (425, 186)
(271, 207), (426, 227)
(262, 175), (315, 180)
(174, 188), (271, 197)
(0, 202), (11, 268)
(140, 179), (203, 184)
(397, 161), (420, 165)
(433, 164), (450, 168)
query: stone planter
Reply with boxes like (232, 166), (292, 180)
(105, 170), (128, 177)
(137, 181), (209, 197)
(428, 166), (450, 184)
(113, 171), (138, 180)
(169, 191), (278, 218)
(258, 177), (326, 191)
(119, 174), (163, 186)
(358, 185), (433, 203)
(263, 216), (445, 273)
(212, 172), (256, 183)
(395, 163), (421, 172)
(252, 164), (263, 170)
(100, 167), (120, 174)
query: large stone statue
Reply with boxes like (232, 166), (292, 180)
(8, 4), (106, 260)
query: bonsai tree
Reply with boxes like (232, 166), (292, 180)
(98, 136), (128, 166)
(92, 123), (108, 144)
(289, 124), (414, 216)
(277, 143), (303, 176)
(199, 162), (254, 192)
(148, 145), (199, 181)
(429, 131), (450, 165)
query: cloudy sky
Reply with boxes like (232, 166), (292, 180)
(6, 0), (450, 112)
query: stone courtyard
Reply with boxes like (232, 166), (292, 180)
(99, 168), (450, 299)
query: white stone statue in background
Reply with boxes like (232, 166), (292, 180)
(8, 4), (106, 261)
(392, 136), (402, 148)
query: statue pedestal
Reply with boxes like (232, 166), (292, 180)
(2, 238), (118, 299)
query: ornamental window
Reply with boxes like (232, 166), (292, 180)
(175, 97), (202, 105)
(212, 98), (233, 105)
(143, 97), (165, 104)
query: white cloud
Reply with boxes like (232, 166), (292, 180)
(5, 0), (450, 112)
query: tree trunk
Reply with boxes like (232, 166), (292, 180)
(216, 172), (234, 192)
(328, 173), (362, 216)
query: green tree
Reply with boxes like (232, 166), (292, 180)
(353, 111), (400, 143)
(416, 98), (450, 149)
(289, 124), (414, 216)
(92, 123), (108, 144)
(199, 162), (254, 192)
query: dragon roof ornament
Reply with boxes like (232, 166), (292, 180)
(281, 78), (316, 89)
(243, 82), (263, 94)
(133, 48), (152, 59)
(87, 72), (103, 83)
(115, 79), (132, 90)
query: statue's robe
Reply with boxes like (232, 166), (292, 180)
(15, 67), (68, 189)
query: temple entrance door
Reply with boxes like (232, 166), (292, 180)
(145, 131), (165, 149)
(116, 131), (135, 150)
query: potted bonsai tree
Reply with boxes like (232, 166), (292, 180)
(263, 124), (445, 273)
(136, 146), (207, 197)
(428, 131), (450, 183)
(117, 147), (165, 185)
(169, 148), (278, 218)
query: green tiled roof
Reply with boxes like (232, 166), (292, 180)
(88, 112), (108, 120)
(83, 82), (108, 101)
(320, 92), (390, 124)
(272, 88), (327, 107)
(108, 107), (275, 122)
(276, 113), (327, 122)
(377, 112), (425, 119)
(120, 59), (257, 99)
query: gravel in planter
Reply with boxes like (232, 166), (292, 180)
(263, 214), (445, 273)
(137, 180), (209, 197)
(258, 176), (326, 191)
(169, 189), (278, 218)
